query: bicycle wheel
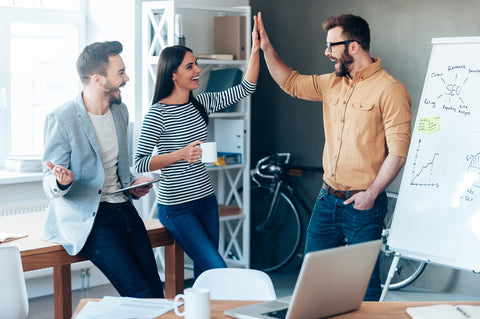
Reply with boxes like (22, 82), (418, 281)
(248, 185), (302, 272)
(379, 191), (426, 289)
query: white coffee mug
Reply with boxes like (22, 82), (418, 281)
(173, 288), (210, 319)
(200, 142), (217, 163)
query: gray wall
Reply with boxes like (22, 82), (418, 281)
(250, 0), (480, 296)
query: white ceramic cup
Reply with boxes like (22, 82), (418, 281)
(173, 288), (210, 319)
(199, 142), (217, 163)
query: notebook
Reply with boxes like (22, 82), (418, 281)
(406, 304), (480, 319)
(224, 239), (382, 319)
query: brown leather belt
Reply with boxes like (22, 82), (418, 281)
(322, 183), (362, 199)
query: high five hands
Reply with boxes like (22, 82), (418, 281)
(254, 12), (271, 52)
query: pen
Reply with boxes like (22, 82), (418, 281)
(456, 306), (471, 318)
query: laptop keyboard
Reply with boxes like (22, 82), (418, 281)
(262, 308), (288, 318)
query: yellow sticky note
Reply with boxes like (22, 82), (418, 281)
(418, 116), (440, 133)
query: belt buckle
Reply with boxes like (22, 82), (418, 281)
(334, 189), (347, 199)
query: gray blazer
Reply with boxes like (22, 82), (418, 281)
(42, 94), (135, 255)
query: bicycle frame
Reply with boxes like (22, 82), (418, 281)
(248, 153), (322, 272)
(251, 153), (292, 227)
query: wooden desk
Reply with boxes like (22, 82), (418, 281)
(0, 211), (184, 319)
(73, 299), (480, 318)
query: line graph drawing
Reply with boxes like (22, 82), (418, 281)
(411, 139), (440, 187)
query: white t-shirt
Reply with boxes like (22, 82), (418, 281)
(88, 108), (127, 203)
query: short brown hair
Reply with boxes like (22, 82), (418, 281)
(76, 41), (123, 85)
(323, 14), (370, 51)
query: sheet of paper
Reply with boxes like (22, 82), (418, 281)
(76, 296), (176, 319)
(406, 304), (480, 319)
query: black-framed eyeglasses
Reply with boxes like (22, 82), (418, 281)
(325, 40), (357, 52)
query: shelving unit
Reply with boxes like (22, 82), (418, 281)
(141, 0), (251, 270)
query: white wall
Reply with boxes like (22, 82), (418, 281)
(86, 0), (137, 122)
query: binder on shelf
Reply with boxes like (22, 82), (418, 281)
(206, 68), (243, 112)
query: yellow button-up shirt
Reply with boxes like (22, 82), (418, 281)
(282, 58), (412, 191)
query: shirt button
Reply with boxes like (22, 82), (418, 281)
(98, 190), (102, 194)
(53, 188), (58, 192)
(92, 212), (96, 217)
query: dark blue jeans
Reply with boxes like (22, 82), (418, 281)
(305, 186), (387, 301)
(80, 201), (164, 298)
(158, 194), (227, 279)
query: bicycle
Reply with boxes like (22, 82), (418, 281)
(235, 153), (426, 290)
(229, 153), (323, 272)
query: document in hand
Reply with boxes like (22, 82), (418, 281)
(406, 304), (480, 319)
(0, 232), (28, 243)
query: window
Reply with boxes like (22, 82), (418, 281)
(0, 2), (84, 167)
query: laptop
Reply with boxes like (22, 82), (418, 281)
(224, 239), (382, 319)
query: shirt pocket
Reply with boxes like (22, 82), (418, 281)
(351, 102), (374, 111)
(324, 96), (339, 113)
(327, 96), (339, 106)
(349, 101), (377, 130)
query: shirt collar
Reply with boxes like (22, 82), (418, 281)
(350, 57), (382, 82)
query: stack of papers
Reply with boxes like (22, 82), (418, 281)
(76, 296), (176, 319)
(5, 156), (43, 172)
(406, 304), (480, 319)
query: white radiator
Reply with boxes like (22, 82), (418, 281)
(0, 200), (93, 279)
(0, 200), (49, 216)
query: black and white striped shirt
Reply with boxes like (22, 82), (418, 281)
(134, 78), (256, 205)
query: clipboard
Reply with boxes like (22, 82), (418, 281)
(105, 177), (167, 195)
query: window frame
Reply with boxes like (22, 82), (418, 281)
(0, 4), (86, 168)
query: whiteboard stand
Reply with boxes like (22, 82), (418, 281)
(380, 36), (480, 301)
(379, 255), (400, 302)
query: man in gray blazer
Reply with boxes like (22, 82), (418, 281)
(42, 41), (164, 298)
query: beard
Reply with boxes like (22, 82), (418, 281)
(103, 79), (124, 105)
(335, 47), (355, 77)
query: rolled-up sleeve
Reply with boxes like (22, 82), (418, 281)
(381, 82), (413, 158)
(282, 70), (324, 101)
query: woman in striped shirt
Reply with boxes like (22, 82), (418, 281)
(134, 17), (259, 279)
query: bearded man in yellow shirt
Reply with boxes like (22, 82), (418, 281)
(255, 12), (412, 301)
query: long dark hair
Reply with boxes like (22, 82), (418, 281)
(151, 45), (208, 125)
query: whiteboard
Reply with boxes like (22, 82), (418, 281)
(387, 37), (480, 272)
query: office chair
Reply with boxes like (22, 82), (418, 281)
(192, 268), (277, 300)
(0, 245), (29, 319)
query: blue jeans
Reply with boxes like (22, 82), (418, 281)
(80, 201), (164, 298)
(158, 194), (227, 279)
(305, 186), (387, 301)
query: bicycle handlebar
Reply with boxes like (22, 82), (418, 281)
(255, 153), (323, 180)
